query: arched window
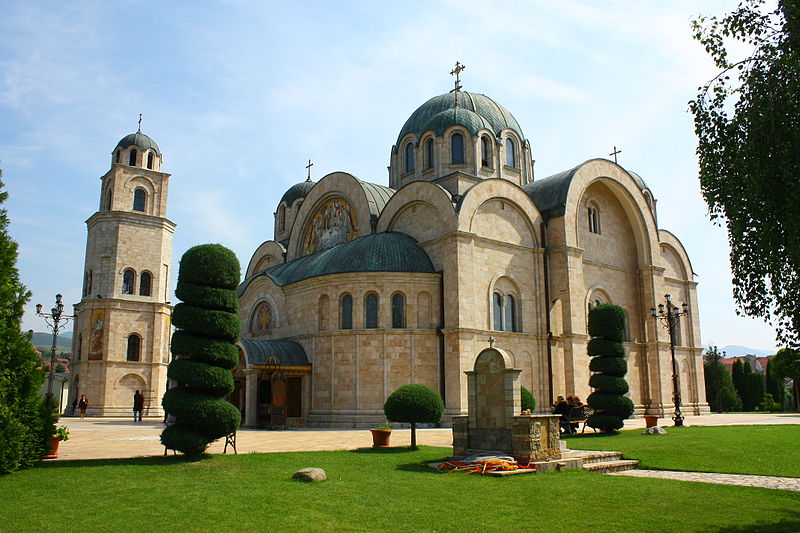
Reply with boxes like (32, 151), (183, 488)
(425, 138), (434, 169)
(128, 148), (137, 166)
(405, 142), (415, 173)
(147, 152), (155, 169)
(278, 205), (286, 232)
(588, 205), (601, 234)
(505, 138), (516, 167)
(105, 189), (112, 211)
(365, 293), (379, 328)
(340, 294), (353, 329)
(391, 293), (405, 328)
(481, 136), (492, 167)
(139, 272), (152, 296)
(83, 271), (89, 297)
(126, 334), (141, 361)
(122, 269), (135, 294)
(115, 150), (121, 164)
(505, 295), (517, 332)
(77, 333), (83, 361)
(133, 188), (146, 212)
(493, 292), (503, 331)
(87, 270), (93, 296)
(451, 133), (465, 165)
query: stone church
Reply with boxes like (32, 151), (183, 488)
(68, 75), (707, 425)
(234, 79), (708, 428)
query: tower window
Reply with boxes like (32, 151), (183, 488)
(139, 272), (152, 296)
(105, 189), (112, 211)
(451, 133), (465, 165)
(505, 294), (517, 332)
(127, 334), (141, 361)
(405, 142), (415, 173)
(365, 292), (379, 329)
(122, 269), (135, 294)
(147, 152), (155, 169)
(391, 293), (405, 329)
(505, 138), (516, 167)
(129, 148), (137, 166)
(115, 150), (121, 164)
(588, 205), (601, 234)
(481, 136), (492, 167)
(77, 333), (83, 361)
(493, 292), (503, 331)
(278, 205), (286, 232)
(340, 294), (353, 329)
(133, 188), (146, 212)
(425, 138), (434, 169)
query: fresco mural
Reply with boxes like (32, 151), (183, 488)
(303, 197), (358, 255)
(88, 310), (105, 360)
(250, 301), (273, 336)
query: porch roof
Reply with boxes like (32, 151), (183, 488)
(238, 339), (311, 367)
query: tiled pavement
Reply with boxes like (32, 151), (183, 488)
(610, 469), (800, 492)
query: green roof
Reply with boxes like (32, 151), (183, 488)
(396, 91), (524, 145)
(280, 180), (315, 207)
(116, 132), (161, 155)
(239, 339), (310, 366)
(238, 231), (436, 293)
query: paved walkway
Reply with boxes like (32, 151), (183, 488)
(610, 469), (800, 492)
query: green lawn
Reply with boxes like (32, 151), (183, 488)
(2, 444), (799, 532)
(568, 424), (800, 477)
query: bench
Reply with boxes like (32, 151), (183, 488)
(567, 405), (596, 434)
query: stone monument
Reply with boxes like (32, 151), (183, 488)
(452, 347), (561, 463)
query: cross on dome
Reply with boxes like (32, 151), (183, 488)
(450, 61), (466, 93)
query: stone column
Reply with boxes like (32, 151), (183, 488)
(244, 370), (258, 427)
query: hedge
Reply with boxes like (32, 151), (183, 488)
(521, 386), (536, 412)
(171, 303), (240, 342)
(587, 338), (626, 358)
(175, 281), (239, 313)
(587, 304), (626, 342)
(170, 331), (239, 369)
(167, 359), (235, 397)
(177, 244), (241, 290)
(589, 356), (627, 377)
(588, 374), (630, 395)
(586, 304), (632, 432)
(384, 384), (444, 448)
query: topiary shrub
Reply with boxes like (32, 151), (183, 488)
(161, 244), (242, 456)
(384, 384), (444, 449)
(586, 304), (633, 433)
(521, 386), (536, 412)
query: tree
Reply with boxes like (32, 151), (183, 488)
(383, 384), (444, 449)
(690, 1), (800, 348)
(0, 178), (56, 473)
(586, 304), (633, 432)
(765, 358), (786, 409)
(745, 371), (766, 411)
(161, 244), (241, 456)
(772, 348), (800, 410)
(732, 359), (747, 405)
(520, 386), (536, 412)
(703, 346), (741, 412)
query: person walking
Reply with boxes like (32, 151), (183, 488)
(133, 390), (144, 422)
(78, 394), (88, 420)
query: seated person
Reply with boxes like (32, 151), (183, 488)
(569, 396), (584, 432)
(552, 395), (572, 434)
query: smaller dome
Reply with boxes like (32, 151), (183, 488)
(627, 170), (649, 191)
(279, 180), (315, 208)
(116, 132), (161, 156)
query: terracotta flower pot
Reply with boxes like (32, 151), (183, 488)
(45, 436), (61, 459)
(370, 429), (392, 448)
(644, 415), (659, 428)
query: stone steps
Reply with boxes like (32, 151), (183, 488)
(583, 459), (640, 473)
(561, 446), (640, 474)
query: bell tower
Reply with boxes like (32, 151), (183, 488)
(69, 123), (176, 417)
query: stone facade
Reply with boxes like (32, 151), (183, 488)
(236, 87), (708, 428)
(68, 131), (175, 417)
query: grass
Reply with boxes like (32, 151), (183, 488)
(2, 444), (800, 532)
(567, 424), (800, 477)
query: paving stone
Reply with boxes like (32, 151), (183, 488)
(609, 469), (800, 492)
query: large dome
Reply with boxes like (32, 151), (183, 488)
(396, 91), (524, 145)
(279, 180), (315, 207)
(116, 132), (161, 155)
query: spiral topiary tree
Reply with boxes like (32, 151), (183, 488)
(586, 304), (634, 433)
(521, 386), (536, 412)
(384, 384), (444, 449)
(161, 244), (242, 455)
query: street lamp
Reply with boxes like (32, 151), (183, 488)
(651, 294), (689, 427)
(35, 294), (74, 409)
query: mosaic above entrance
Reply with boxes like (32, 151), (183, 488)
(303, 197), (359, 255)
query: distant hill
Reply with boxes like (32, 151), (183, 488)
(29, 332), (72, 348)
(721, 345), (775, 357)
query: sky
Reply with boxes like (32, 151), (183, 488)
(0, 0), (782, 352)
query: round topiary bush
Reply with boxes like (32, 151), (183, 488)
(161, 244), (242, 456)
(586, 304), (634, 433)
(521, 386), (536, 412)
(384, 384), (444, 449)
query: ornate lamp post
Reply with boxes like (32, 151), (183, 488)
(651, 294), (689, 427)
(36, 294), (74, 408)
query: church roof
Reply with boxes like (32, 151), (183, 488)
(115, 132), (161, 155)
(238, 231), (436, 293)
(360, 181), (395, 215)
(396, 91), (524, 145)
(239, 339), (310, 366)
(279, 180), (315, 207)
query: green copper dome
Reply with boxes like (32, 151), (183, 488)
(279, 180), (315, 207)
(116, 132), (161, 155)
(396, 91), (524, 145)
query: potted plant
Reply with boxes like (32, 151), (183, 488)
(643, 399), (659, 428)
(370, 422), (392, 448)
(46, 425), (70, 459)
